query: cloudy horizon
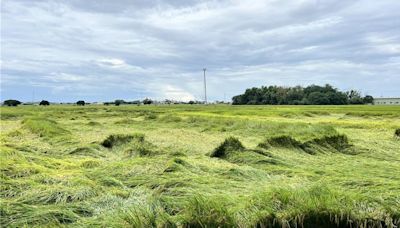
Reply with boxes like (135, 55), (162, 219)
(1, 0), (400, 102)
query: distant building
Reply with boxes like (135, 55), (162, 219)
(373, 98), (400, 105)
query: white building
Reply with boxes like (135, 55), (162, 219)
(373, 98), (400, 105)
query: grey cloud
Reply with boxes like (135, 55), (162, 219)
(1, 0), (399, 102)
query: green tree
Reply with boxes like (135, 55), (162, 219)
(3, 99), (21, 106)
(363, 95), (374, 104)
(143, 98), (153, 105)
(307, 92), (330, 105)
(76, 100), (85, 106)
(39, 100), (50, 106)
(114, 100), (125, 106)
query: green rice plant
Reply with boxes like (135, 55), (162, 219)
(69, 145), (102, 157)
(159, 114), (182, 123)
(0, 202), (89, 227)
(98, 177), (124, 187)
(210, 137), (244, 158)
(87, 121), (101, 126)
(18, 186), (97, 204)
(164, 158), (190, 173)
(242, 184), (396, 228)
(80, 160), (100, 168)
(395, 128), (400, 137)
(122, 134), (161, 157)
(101, 133), (144, 148)
(124, 143), (157, 157)
(259, 134), (352, 154)
(0, 113), (19, 120)
(1, 104), (399, 227)
(114, 118), (136, 124)
(86, 188), (174, 227)
(265, 135), (303, 148)
(144, 112), (158, 120)
(181, 195), (235, 228)
(308, 134), (351, 151)
(22, 117), (69, 138)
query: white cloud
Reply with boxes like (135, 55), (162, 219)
(97, 58), (126, 67)
(157, 85), (195, 101)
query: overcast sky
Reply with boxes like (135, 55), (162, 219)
(1, 0), (400, 102)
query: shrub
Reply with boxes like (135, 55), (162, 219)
(39, 100), (50, 106)
(210, 137), (244, 158)
(3, 99), (21, 106)
(76, 100), (85, 106)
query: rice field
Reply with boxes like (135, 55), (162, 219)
(1, 104), (399, 227)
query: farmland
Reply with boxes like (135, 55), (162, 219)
(1, 105), (400, 227)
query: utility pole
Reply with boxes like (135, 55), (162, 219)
(203, 68), (207, 104)
(32, 89), (35, 104)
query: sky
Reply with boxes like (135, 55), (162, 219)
(1, 0), (400, 102)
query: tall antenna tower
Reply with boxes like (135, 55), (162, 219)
(203, 68), (207, 104)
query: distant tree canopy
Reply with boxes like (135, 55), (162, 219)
(232, 84), (372, 105)
(39, 100), (50, 106)
(3, 99), (22, 106)
(114, 99), (125, 106)
(143, 98), (153, 105)
(76, 100), (85, 106)
(363, 95), (374, 104)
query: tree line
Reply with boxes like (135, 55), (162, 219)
(1, 99), (154, 106)
(232, 84), (373, 105)
(2, 98), (209, 106)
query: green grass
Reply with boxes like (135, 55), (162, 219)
(1, 104), (400, 227)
